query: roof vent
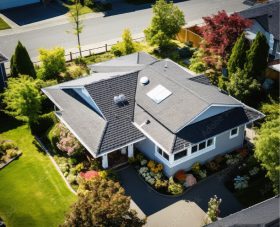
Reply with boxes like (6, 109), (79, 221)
(164, 61), (168, 68)
(140, 76), (149, 85)
(114, 94), (128, 106)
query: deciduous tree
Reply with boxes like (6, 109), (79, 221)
(144, 0), (185, 49)
(2, 75), (42, 125)
(61, 177), (146, 226)
(199, 11), (251, 59)
(10, 41), (36, 78)
(255, 115), (280, 194)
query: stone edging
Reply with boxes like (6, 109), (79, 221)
(0, 153), (22, 170)
(128, 164), (237, 198)
(35, 136), (77, 195)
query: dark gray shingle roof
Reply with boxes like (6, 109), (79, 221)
(208, 196), (280, 227)
(239, 0), (280, 40)
(85, 72), (144, 154)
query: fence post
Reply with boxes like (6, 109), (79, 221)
(70, 52), (72, 61)
(105, 44), (107, 52)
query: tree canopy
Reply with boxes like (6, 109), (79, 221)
(245, 32), (269, 79)
(255, 112), (280, 194)
(199, 11), (251, 59)
(10, 41), (36, 78)
(61, 177), (145, 227)
(227, 33), (250, 75)
(227, 68), (260, 105)
(37, 47), (66, 80)
(2, 75), (42, 125)
(144, 0), (185, 48)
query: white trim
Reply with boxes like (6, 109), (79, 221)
(229, 127), (239, 139)
(133, 122), (171, 154)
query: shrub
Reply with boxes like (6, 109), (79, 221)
(48, 123), (61, 152)
(175, 170), (187, 183)
(63, 64), (86, 80)
(168, 177), (184, 195)
(234, 175), (249, 190)
(155, 179), (168, 190)
(206, 161), (220, 172)
(67, 173), (77, 184)
(111, 29), (137, 56)
(84, 0), (94, 8)
(90, 158), (101, 171)
(30, 112), (57, 136)
(179, 46), (195, 59)
(6, 149), (18, 158)
(0, 140), (17, 151)
(99, 170), (108, 179)
(207, 195), (222, 222)
(191, 162), (201, 174)
(73, 163), (84, 174)
(37, 47), (66, 80)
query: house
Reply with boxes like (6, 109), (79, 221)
(42, 52), (264, 177)
(207, 196), (280, 227)
(0, 0), (41, 10)
(239, 0), (280, 59)
(0, 52), (8, 90)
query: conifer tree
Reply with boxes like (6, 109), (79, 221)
(10, 41), (36, 78)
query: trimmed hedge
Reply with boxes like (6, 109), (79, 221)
(30, 112), (57, 136)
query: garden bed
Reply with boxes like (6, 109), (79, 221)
(130, 147), (250, 196)
(0, 140), (22, 169)
(224, 154), (274, 207)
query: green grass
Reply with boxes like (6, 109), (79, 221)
(0, 117), (76, 226)
(0, 17), (10, 30)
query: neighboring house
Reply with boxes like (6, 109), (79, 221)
(43, 52), (264, 177)
(0, 0), (41, 10)
(0, 52), (8, 90)
(239, 0), (280, 59)
(208, 196), (280, 227)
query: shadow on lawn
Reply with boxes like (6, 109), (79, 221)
(0, 111), (23, 134)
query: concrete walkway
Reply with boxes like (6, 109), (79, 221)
(117, 166), (243, 218)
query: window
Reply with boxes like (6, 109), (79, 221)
(207, 138), (214, 147)
(199, 141), (206, 150)
(174, 150), (187, 161)
(230, 127), (239, 138)
(157, 147), (163, 155)
(192, 145), (198, 153)
(163, 152), (169, 161)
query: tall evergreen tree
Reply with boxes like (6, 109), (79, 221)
(10, 41), (36, 78)
(227, 33), (250, 75)
(245, 32), (269, 79)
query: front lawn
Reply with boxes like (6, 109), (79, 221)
(0, 115), (75, 226)
(0, 17), (10, 30)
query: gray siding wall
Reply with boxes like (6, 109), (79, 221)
(135, 125), (245, 177)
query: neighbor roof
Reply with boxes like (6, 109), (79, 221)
(43, 52), (263, 157)
(208, 196), (280, 227)
(239, 0), (280, 40)
(0, 52), (8, 63)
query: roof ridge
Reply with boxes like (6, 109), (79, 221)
(147, 61), (210, 105)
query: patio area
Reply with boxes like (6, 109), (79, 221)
(117, 165), (243, 217)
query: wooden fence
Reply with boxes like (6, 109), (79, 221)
(176, 27), (202, 48)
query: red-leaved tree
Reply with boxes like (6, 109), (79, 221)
(199, 11), (252, 59)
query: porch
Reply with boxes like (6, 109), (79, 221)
(101, 144), (134, 169)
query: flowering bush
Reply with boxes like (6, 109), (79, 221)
(234, 175), (249, 190)
(140, 159), (147, 166)
(225, 154), (241, 166)
(155, 179), (168, 189)
(147, 160), (163, 173)
(79, 170), (99, 180)
(198, 169), (207, 179)
(207, 195), (222, 222)
(56, 123), (84, 156)
(191, 162), (201, 174)
(175, 170), (187, 183)
(168, 177), (184, 195)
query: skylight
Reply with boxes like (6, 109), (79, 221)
(147, 85), (172, 104)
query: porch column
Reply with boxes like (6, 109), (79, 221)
(121, 147), (127, 155)
(128, 144), (134, 158)
(102, 154), (108, 169)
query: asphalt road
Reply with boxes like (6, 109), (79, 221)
(0, 0), (250, 59)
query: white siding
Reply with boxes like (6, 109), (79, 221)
(0, 0), (40, 10)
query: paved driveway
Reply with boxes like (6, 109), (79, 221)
(1, 2), (68, 26)
(117, 166), (243, 217)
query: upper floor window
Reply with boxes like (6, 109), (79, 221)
(230, 127), (239, 139)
